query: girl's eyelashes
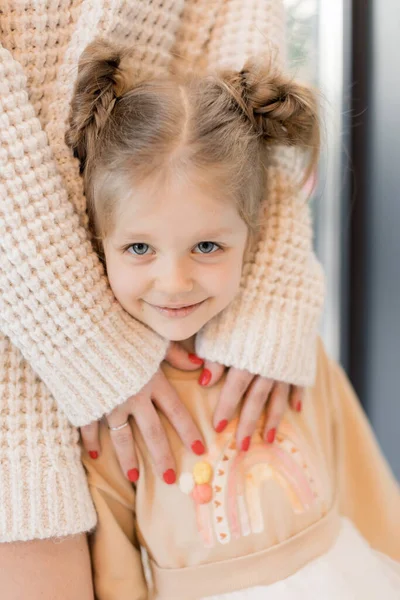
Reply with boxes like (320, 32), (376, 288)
(192, 242), (222, 254)
(123, 241), (224, 256)
(126, 243), (153, 256)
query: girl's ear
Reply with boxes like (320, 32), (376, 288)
(65, 38), (129, 173)
(221, 61), (320, 152)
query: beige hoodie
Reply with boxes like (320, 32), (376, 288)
(83, 340), (400, 600)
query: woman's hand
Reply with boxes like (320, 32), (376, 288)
(80, 343), (206, 485)
(198, 361), (303, 451)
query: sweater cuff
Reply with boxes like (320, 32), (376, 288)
(36, 308), (169, 427)
(196, 292), (322, 388)
(0, 442), (96, 543)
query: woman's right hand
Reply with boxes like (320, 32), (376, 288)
(80, 343), (206, 485)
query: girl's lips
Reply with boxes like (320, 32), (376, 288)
(149, 300), (205, 318)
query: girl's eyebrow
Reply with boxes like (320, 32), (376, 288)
(118, 227), (235, 240)
(192, 227), (235, 238)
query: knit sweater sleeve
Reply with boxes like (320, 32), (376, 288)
(197, 156), (325, 386)
(0, 335), (97, 542)
(176, 0), (325, 386)
(0, 44), (169, 427)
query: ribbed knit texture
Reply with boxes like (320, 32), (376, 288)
(0, 0), (324, 541)
(196, 150), (325, 386)
(0, 336), (96, 542)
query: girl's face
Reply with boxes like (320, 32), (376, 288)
(104, 175), (248, 341)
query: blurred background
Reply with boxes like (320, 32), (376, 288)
(284, 0), (400, 478)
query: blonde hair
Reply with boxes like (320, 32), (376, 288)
(66, 38), (320, 240)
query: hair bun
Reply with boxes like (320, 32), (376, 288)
(220, 61), (320, 169)
(65, 38), (127, 173)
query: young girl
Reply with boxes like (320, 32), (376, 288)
(67, 40), (400, 599)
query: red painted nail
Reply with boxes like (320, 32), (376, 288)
(215, 419), (228, 433)
(163, 469), (176, 485)
(198, 369), (212, 386)
(296, 400), (302, 412)
(191, 440), (205, 455)
(89, 451), (98, 460)
(241, 436), (251, 452)
(188, 353), (204, 366)
(127, 468), (139, 483)
(266, 428), (276, 444)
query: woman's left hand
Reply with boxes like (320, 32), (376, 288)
(198, 361), (303, 451)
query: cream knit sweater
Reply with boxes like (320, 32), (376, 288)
(0, 1), (324, 542)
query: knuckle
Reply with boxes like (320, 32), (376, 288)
(235, 378), (251, 395)
(82, 433), (97, 446)
(154, 454), (173, 472)
(260, 380), (274, 395)
(291, 388), (303, 401)
(271, 388), (286, 404)
(147, 423), (163, 443)
(132, 392), (148, 409)
(167, 400), (185, 421)
(81, 429), (97, 444)
(181, 425), (197, 443)
(81, 424), (96, 436)
(213, 364), (225, 378)
(247, 391), (267, 409)
(268, 408), (284, 424)
(241, 417), (258, 433)
(112, 429), (132, 448)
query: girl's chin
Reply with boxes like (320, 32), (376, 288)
(149, 317), (206, 342)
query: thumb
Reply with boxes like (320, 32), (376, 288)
(165, 342), (204, 371)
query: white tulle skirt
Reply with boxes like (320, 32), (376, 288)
(205, 518), (400, 600)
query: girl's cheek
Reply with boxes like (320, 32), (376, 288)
(108, 263), (142, 303)
(200, 259), (242, 296)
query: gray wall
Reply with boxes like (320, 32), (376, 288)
(364, 1), (400, 478)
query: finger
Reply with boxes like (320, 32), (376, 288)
(289, 385), (304, 412)
(165, 341), (204, 371)
(263, 382), (290, 443)
(213, 368), (254, 433)
(80, 421), (101, 459)
(107, 410), (140, 483)
(236, 376), (274, 451)
(153, 372), (206, 456)
(198, 360), (226, 387)
(131, 396), (177, 485)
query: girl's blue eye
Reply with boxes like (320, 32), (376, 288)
(128, 243), (150, 256)
(194, 242), (220, 254)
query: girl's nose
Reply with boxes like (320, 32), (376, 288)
(154, 259), (194, 295)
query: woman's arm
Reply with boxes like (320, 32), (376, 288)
(197, 155), (325, 386)
(175, 0), (324, 387)
(0, 335), (97, 542)
(0, 535), (94, 600)
(0, 42), (169, 427)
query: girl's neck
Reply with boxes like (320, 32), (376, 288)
(179, 336), (196, 354)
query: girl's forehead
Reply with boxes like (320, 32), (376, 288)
(116, 177), (239, 226)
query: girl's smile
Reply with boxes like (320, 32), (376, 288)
(146, 300), (207, 319)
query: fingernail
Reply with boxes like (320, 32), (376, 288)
(89, 451), (98, 460)
(215, 419), (228, 433)
(296, 400), (302, 412)
(188, 353), (204, 366)
(241, 436), (251, 452)
(163, 469), (176, 485)
(191, 440), (205, 455)
(127, 468), (139, 483)
(266, 428), (276, 444)
(198, 369), (212, 386)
